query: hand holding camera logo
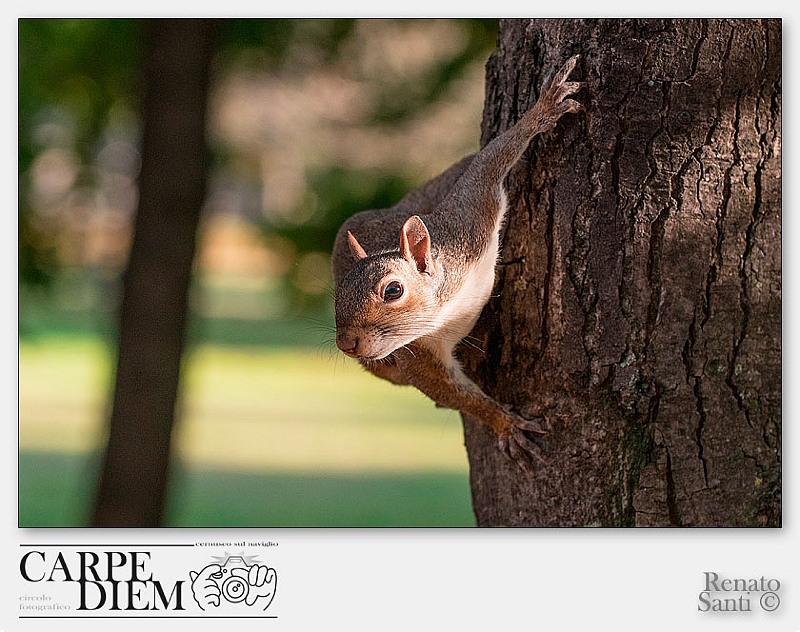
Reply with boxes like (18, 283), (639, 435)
(190, 556), (277, 611)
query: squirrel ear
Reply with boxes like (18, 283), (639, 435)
(347, 231), (368, 261)
(400, 215), (432, 274)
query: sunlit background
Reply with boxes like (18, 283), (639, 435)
(18, 19), (498, 526)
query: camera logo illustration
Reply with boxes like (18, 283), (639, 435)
(189, 554), (277, 612)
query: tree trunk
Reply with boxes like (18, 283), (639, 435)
(462, 18), (781, 527)
(92, 19), (218, 526)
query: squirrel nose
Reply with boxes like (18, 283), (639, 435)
(336, 332), (359, 356)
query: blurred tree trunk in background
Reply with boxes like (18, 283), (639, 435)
(462, 19), (781, 526)
(92, 19), (219, 526)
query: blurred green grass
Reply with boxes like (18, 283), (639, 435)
(19, 333), (476, 527)
(19, 450), (475, 527)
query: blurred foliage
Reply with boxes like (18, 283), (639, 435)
(19, 19), (142, 286)
(18, 18), (498, 308)
(271, 165), (410, 259)
(18, 19), (142, 173)
(219, 18), (358, 71)
(366, 19), (497, 125)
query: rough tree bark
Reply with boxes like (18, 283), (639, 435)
(462, 18), (781, 526)
(92, 19), (219, 526)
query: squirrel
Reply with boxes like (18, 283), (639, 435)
(332, 55), (583, 473)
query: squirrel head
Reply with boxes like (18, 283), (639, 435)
(335, 215), (441, 360)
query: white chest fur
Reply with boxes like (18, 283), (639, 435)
(421, 191), (507, 357)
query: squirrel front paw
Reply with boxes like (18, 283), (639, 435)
(536, 54), (584, 127)
(497, 415), (547, 474)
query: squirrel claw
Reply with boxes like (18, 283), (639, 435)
(561, 98), (583, 114)
(498, 417), (548, 474)
(538, 56), (584, 123)
(549, 55), (581, 91)
(553, 54), (580, 82)
(514, 416), (547, 435)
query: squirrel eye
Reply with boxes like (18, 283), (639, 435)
(383, 280), (404, 302)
